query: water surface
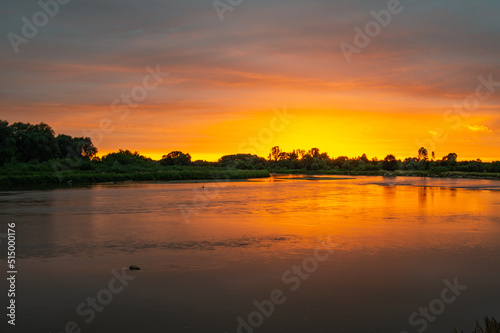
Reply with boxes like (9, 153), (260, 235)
(1, 175), (499, 332)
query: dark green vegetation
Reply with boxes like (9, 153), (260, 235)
(0, 120), (97, 164)
(1, 120), (499, 185)
(0, 120), (268, 186)
(262, 146), (500, 177)
(0, 148), (269, 186)
(453, 316), (500, 333)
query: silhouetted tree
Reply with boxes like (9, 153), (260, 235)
(287, 150), (299, 161)
(418, 147), (428, 161)
(160, 151), (192, 166)
(0, 120), (15, 165)
(382, 154), (398, 171)
(489, 161), (500, 173)
(442, 153), (458, 166)
(295, 149), (306, 159)
(8, 121), (60, 162)
(402, 157), (420, 170)
(319, 152), (329, 160)
(269, 146), (283, 162)
(103, 149), (153, 165)
(57, 135), (97, 159)
(359, 154), (369, 163)
(308, 147), (320, 158)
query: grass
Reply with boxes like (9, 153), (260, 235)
(2, 158), (499, 187)
(0, 165), (270, 186)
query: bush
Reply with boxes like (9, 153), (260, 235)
(453, 316), (500, 333)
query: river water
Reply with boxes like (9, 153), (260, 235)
(1, 175), (499, 332)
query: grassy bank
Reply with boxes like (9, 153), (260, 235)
(272, 169), (500, 180)
(0, 166), (270, 186)
(2, 167), (499, 187)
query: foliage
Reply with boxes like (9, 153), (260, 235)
(382, 154), (398, 171)
(453, 316), (500, 333)
(218, 154), (267, 169)
(159, 151), (192, 166)
(101, 149), (153, 166)
(1, 121), (500, 185)
(0, 120), (97, 166)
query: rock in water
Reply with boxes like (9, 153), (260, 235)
(129, 265), (141, 271)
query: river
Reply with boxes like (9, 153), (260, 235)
(1, 175), (499, 332)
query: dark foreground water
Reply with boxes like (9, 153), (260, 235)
(1, 175), (500, 333)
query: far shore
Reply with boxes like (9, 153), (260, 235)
(273, 169), (500, 180)
(1, 168), (499, 189)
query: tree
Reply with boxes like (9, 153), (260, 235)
(9, 121), (60, 162)
(402, 157), (420, 170)
(382, 154), (398, 171)
(319, 152), (329, 160)
(57, 135), (97, 159)
(329, 156), (348, 168)
(295, 149), (306, 159)
(102, 149), (152, 165)
(79, 137), (98, 159)
(0, 120), (15, 165)
(418, 147), (428, 161)
(160, 151), (192, 166)
(442, 153), (458, 166)
(287, 150), (299, 161)
(269, 146), (282, 162)
(308, 147), (320, 158)
(359, 154), (369, 163)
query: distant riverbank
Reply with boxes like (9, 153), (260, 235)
(0, 167), (270, 187)
(273, 169), (500, 180)
(2, 167), (499, 189)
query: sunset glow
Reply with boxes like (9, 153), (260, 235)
(1, 0), (499, 161)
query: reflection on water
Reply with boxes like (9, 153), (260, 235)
(1, 175), (499, 332)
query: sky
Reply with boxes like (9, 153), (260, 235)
(1, 0), (499, 161)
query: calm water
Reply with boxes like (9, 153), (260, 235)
(1, 175), (500, 333)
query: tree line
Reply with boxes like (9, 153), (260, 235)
(1, 120), (499, 174)
(0, 120), (97, 165)
(214, 146), (500, 173)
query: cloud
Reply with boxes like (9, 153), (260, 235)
(1, 0), (500, 160)
(464, 124), (493, 133)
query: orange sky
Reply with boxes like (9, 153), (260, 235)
(1, 0), (499, 161)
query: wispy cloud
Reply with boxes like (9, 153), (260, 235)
(464, 124), (493, 133)
(0, 0), (499, 160)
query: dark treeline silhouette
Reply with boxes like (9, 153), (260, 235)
(0, 120), (97, 165)
(1, 121), (500, 176)
(212, 146), (500, 174)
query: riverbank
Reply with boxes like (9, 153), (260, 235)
(0, 167), (270, 186)
(2, 167), (499, 188)
(272, 169), (500, 180)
